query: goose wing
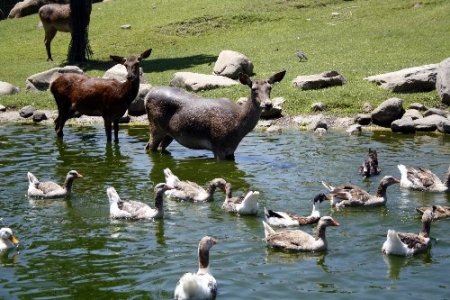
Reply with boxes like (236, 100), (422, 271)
(36, 181), (64, 194)
(267, 230), (315, 250)
(397, 232), (429, 251)
(332, 184), (371, 202)
(407, 167), (441, 188)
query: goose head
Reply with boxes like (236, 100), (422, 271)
(0, 228), (19, 249)
(318, 216), (340, 228)
(420, 205), (435, 237)
(67, 170), (83, 180)
(380, 176), (400, 187)
(199, 236), (218, 252)
(311, 193), (327, 217)
(106, 187), (121, 205)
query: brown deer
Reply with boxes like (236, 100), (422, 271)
(38, 2), (91, 61)
(50, 48), (152, 143)
(144, 70), (286, 160)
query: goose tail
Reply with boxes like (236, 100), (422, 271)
(27, 172), (39, 185)
(262, 221), (276, 239)
(321, 181), (334, 191)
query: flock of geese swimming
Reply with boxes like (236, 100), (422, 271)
(0, 148), (449, 299)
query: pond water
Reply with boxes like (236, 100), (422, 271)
(0, 123), (449, 299)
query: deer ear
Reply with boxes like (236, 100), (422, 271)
(139, 48), (152, 61)
(268, 70), (286, 84)
(238, 73), (252, 87)
(110, 55), (126, 64)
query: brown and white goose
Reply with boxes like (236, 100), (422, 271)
(27, 170), (83, 199)
(358, 148), (381, 177)
(163, 168), (226, 202)
(264, 193), (327, 227)
(262, 216), (339, 252)
(321, 176), (400, 208)
(382, 206), (435, 256)
(416, 205), (450, 221)
(398, 164), (450, 192)
(107, 183), (173, 220)
(219, 182), (259, 215)
(174, 236), (218, 300)
(0, 228), (19, 254)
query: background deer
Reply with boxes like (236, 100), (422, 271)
(144, 70), (286, 160)
(50, 48), (152, 143)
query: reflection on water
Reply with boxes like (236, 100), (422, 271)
(0, 123), (449, 299)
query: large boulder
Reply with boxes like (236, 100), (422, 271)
(213, 50), (253, 79)
(413, 114), (449, 132)
(364, 64), (438, 93)
(0, 81), (19, 96)
(292, 71), (345, 90)
(402, 109), (422, 120)
(170, 72), (238, 92)
(391, 117), (416, 134)
(371, 97), (405, 127)
(26, 66), (84, 91)
(436, 57), (450, 105)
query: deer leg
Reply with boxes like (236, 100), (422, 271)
(44, 28), (57, 61)
(160, 136), (173, 152)
(113, 120), (119, 143)
(104, 118), (112, 143)
(145, 130), (165, 151)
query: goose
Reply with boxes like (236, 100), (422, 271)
(382, 206), (435, 256)
(163, 168), (226, 202)
(321, 175), (400, 208)
(262, 216), (339, 252)
(106, 183), (173, 220)
(397, 164), (450, 192)
(220, 182), (259, 215)
(416, 205), (450, 221)
(358, 148), (381, 177)
(264, 193), (328, 227)
(174, 236), (218, 300)
(0, 228), (19, 254)
(27, 170), (83, 199)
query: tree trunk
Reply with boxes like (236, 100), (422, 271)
(67, 0), (93, 64)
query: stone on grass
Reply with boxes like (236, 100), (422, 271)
(19, 105), (35, 118)
(355, 114), (372, 126)
(371, 98), (405, 127)
(170, 72), (238, 92)
(32, 111), (47, 122)
(423, 108), (449, 118)
(391, 117), (416, 134)
(26, 66), (84, 91)
(408, 102), (427, 111)
(213, 50), (253, 79)
(311, 102), (325, 112)
(0, 104), (6, 112)
(403, 109), (422, 120)
(293, 71), (345, 90)
(436, 57), (450, 105)
(0, 81), (20, 96)
(361, 102), (373, 113)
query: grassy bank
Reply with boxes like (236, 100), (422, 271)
(0, 0), (449, 116)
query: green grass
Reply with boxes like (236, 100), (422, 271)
(0, 0), (449, 115)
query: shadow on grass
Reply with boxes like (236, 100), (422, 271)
(142, 54), (217, 73)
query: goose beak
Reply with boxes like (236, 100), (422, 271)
(331, 220), (340, 226)
(9, 235), (19, 245)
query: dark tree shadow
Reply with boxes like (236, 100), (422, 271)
(142, 54), (217, 73)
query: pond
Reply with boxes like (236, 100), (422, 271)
(0, 122), (449, 299)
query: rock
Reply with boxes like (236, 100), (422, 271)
(346, 124), (362, 135)
(436, 57), (450, 105)
(213, 50), (253, 79)
(311, 102), (325, 112)
(19, 105), (35, 118)
(391, 117), (416, 134)
(314, 127), (327, 135)
(403, 109), (422, 120)
(355, 114), (372, 126)
(127, 84), (152, 116)
(170, 72), (238, 92)
(120, 24), (131, 29)
(261, 97), (284, 119)
(413, 114), (449, 131)
(0, 81), (19, 96)
(423, 108), (449, 118)
(0, 104), (6, 112)
(371, 97), (405, 127)
(408, 102), (427, 111)
(103, 64), (147, 84)
(32, 111), (47, 122)
(313, 119), (328, 131)
(26, 66), (84, 91)
(437, 119), (450, 134)
(292, 70), (346, 90)
(364, 64), (438, 93)
(361, 102), (373, 113)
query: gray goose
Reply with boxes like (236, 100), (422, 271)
(27, 170), (82, 199)
(398, 164), (450, 192)
(416, 205), (450, 221)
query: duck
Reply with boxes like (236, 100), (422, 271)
(163, 168), (226, 202)
(416, 205), (450, 221)
(397, 164), (450, 192)
(264, 193), (328, 227)
(0, 228), (19, 254)
(382, 206), (435, 256)
(262, 216), (339, 252)
(321, 175), (400, 208)
(174, 236), (218, 300)
(219, 182), (259, 215)
(358, 148), (381, 177)
(106, 183), (173, 220)
(27, 170), (83, 199)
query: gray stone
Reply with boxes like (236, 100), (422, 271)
(19, 105), (35, 118)
(364, 64), (438, 93)
(408, 102), (427, 111)
(311, 102), (325, 112)
(361, 102), (373, 113)
(413, 114), (449, 132)
(371, 97), (405, 127)
(391, 117), (416, 134)
(423, 108), (449, 118)
(213, 50), (254, 79)
(355, 114), (372, 126)
(32, 111), (47, 122)
(0, 104), (6, 112)
(313, 119), (328, 131)
(170, 72), (238, 92)
(292, 71), (346, 90)
(127, 83), (152, 116)
(103, 64), (147, 84)
(403, 109), (422, 120)
(0, 81), (20, 96)
(436, 57), (450, 105)
(314, 127), (327, 135)
(120, 24), (131, 29)
(237, 96), (284, 119)
(346, 124), (362, 135)
(437, 119), (450, 134)
(26, 66), (84, 91)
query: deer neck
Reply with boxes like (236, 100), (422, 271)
(237, 96), (263, 134)
(120, 73), (141, 105)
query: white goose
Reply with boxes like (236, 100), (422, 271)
(262, 216), (340, 252)
(398, 164), (450, 192)
(106, 183), (173, 220)
(321, 175), (400, 208)
(0, 228), (19, 254)
(264, 193), (327, 227)
(163, 168), (226, 202)
(382, 206), (435, 256)
(220, 182), (259, 215)
(27, 170), (83, 199)
(174, 236), (218, 300)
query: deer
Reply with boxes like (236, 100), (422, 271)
(144, 70), (286, 160)
(38, 2), (91, 61)
(50, 48), (152, 143)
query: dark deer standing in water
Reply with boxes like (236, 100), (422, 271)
(50, 48), (152, 143)
(144, 70), (286, 160)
